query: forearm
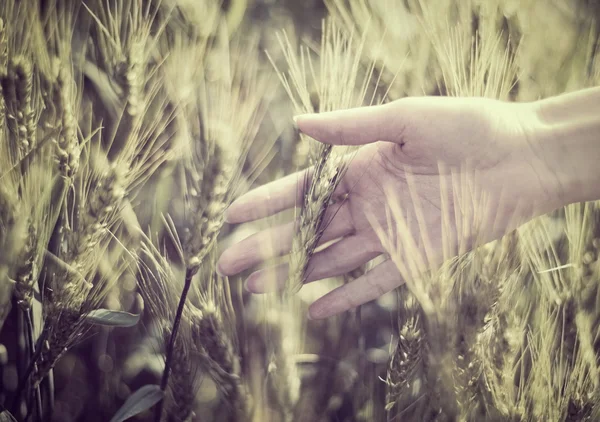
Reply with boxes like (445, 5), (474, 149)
(533, 86), (600, 207)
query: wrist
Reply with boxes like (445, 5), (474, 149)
(528, 89), (600, 208)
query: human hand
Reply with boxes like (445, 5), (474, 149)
(217, 96), (562, 319)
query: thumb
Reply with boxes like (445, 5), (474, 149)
(294, 101), (405, 146)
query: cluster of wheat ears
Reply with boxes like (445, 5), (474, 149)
(0, 0), (598, 421)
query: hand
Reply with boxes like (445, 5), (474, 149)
(217, 96), (561, 319)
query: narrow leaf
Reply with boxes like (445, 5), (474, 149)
(110, 385), (164, 422)
(85, 309), (141, 327)
(537, 263), (574, 274)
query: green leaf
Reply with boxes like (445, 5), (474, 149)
(85, 309), (141, 327)
(110, 385), (163, 422)
(0, 410), (18, 421)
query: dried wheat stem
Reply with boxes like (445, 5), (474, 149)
(23, 307), (43, 421)
(155, 267), (195, 422)
(136, 232), (202, 422)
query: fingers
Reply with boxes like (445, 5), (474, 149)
(304, 234), (381, 282)
(225, 168), (311, 224)
(294, 101), (403, 146)
(244, 233), (381, 293)
(217, 202), (354, 277)
(225, 101), (400, 224)
(225, 163), (356, 224)
(308, 259), (403, 320)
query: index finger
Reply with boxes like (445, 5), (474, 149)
(225, 168), (312, 224)
(225, 160), (355, 224)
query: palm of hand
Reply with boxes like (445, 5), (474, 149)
(218, 96), (556, 319)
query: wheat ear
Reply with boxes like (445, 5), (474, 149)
(269, 19), (383, 295)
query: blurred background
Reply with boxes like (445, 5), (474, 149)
(0, 0), (599, 421)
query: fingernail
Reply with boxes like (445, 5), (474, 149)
(293, 114), (308, 131)
(216, 261), (226, 277)
(245, 270), (267, 293)
(244, 276), (257, 293)
(223, 207), (233, 223)
(224, 193), (256, 224)
(224, 200), (245, 224)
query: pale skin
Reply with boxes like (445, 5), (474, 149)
(217, 87), (600, 319)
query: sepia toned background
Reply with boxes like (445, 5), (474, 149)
(0, 0), (599, 421)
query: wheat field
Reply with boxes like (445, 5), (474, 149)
(0, 0), (598, 421)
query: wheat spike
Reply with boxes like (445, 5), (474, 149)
(53, 64), (80, 181)
(165, 24), (274, 273)
(31, 0), (178, 385)
(164, 320), (202, 422)
(189, 305), (246, 418)
(385, 289), (429, 419)
(270, 19), (382, 295)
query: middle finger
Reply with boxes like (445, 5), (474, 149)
(217, 201), (354, 276)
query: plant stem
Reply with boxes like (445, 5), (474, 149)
(154, 267), (195, 422)
(24, 309), (43, 421)
(45, 369), (55, 419)
(10, 327), (47, 414)
(13, 304), (25, 418)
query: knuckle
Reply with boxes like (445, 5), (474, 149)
(341, 287), (360, 310)
(365, 272), (387, 298)
(376, 143), (408, 178)
(330, 122), (348, 145)
(363, 233), (383, 253)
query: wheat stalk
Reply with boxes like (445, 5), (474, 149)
(13, 153), (57, 311)
(189, 302), (245, 418)
(564, 201), (600, 388)
(325, 0), (439, 99)
(138, 220), (247, 422)
(137, 240), (199, 422)
(147, 18), (273, 419)
(23, 0), (176, 389)
(1, 57), (37, 159)
(176, 32), (273, 274)
(269, 18), (382, 296)
(0, 5), (77, 417)
(52, 65), (80, 182)
(0, 0), (596, 419)
(384, 289), (428, 419)
(366, 6), (530, 418)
